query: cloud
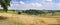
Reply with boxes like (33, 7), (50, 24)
(9, 2), (20, 10)
(31, 3), (43, 7)
(19, 2), (43, 10)
(58, 3), (60, 6)
(9, 0), (60, 10)
(46, 0), (52, 2)
(20, 1), (25, 4)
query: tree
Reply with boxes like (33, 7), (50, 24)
(0, 0), (11, 12)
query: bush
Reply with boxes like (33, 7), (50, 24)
(18, 12), (21, 14)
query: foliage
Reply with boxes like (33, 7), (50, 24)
(18, 12), (21, 14)
(48, 10), (55, 16)
(0, 0), (11, 12)
(22, 9), (46, 15)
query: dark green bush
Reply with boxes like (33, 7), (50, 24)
(18, 12), (21, 14)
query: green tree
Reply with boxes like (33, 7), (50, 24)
(0, 0), (11, 12)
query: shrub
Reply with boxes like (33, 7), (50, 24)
(18, 12), (21, 14)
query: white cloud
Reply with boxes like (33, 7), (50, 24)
(46, 0), (52, 2)
(58, 3), (60, 6)
(20, 1), (25, 4)
(12, 1), (19, 3)
(9, 2), (21, 10)
(11, 3), (13, 6)
(31, 3), (43, 7)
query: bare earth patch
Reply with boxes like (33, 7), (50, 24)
(0, 13), (60, 25)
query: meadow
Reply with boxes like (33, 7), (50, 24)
(0, 10), (60, 25)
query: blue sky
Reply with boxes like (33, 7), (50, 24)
(8, 0), (60, 10)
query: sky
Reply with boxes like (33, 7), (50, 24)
(1, 0), (60, 10)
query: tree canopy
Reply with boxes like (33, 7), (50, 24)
(0, 0), (11, 12)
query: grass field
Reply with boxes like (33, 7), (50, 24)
(0, 13), (60, 25)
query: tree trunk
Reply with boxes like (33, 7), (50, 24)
(3, 6), (8, 12)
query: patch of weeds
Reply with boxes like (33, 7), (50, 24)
(18, 20), (24, 25)
(33, 20), (46, 25)
(33, 20), (39, 25)
(34, 22), (39, 25)
(0, 16), (7, 20)
(13, 20), (24, 25)
(17, 22), (23, 25)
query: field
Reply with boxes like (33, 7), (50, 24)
(0, 13), (60, 25)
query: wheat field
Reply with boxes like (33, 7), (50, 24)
(0, 13), (60, 25)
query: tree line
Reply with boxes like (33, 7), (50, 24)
(18, 9), (60, 16)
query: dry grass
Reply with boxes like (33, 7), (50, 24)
(0, 13), (60, 25)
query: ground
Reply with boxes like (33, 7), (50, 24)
(0, 13), (60, 25)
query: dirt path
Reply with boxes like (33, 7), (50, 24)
(0, 13), (60, 25)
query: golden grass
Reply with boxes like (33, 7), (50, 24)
(0, 13), (60, 25)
